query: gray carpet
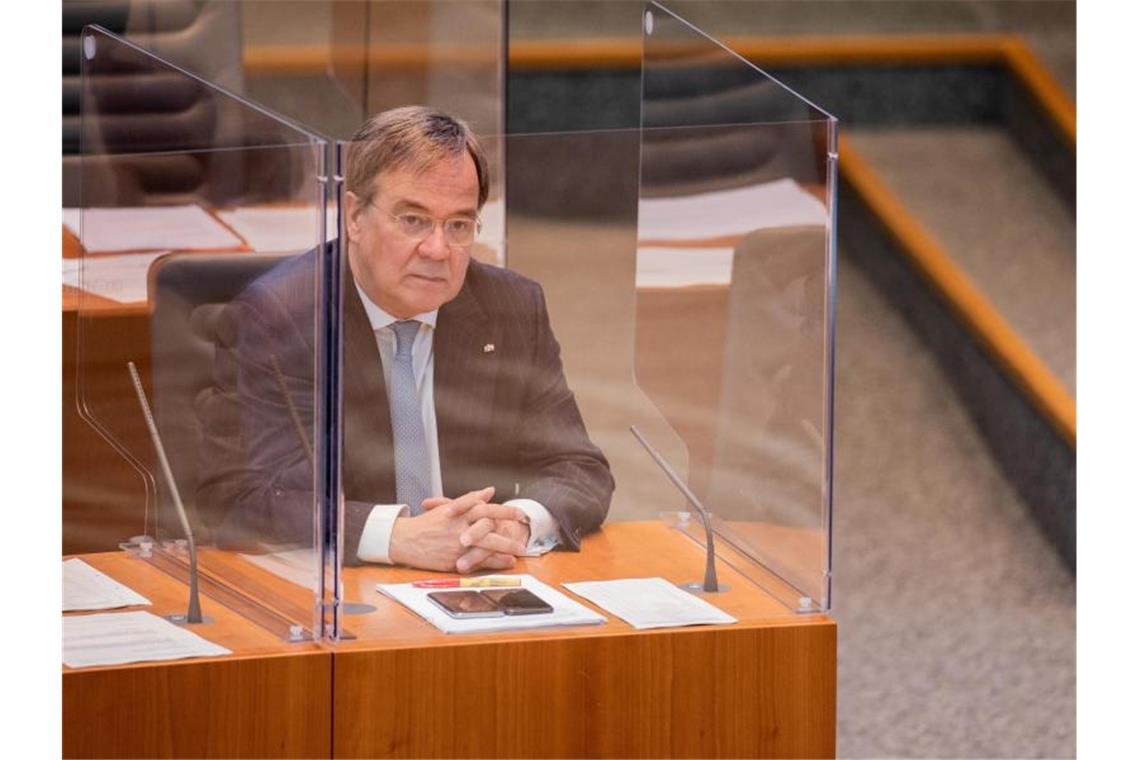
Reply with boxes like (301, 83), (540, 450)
(833, 256), (1075, 758)
(849, 127), (1076, 396)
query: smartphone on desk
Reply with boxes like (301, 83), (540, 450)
(481, 588), (554, 615)
(427, 590), (503, 618)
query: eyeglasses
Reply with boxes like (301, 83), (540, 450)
(387, 211), (481, 247)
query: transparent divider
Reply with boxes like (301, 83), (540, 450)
(637, 3), (837, 611)
(318, 4), (836, 642)
(504, 128), (691, 521)
(65, 2), (837, 661)
(68, 26), (331, 658)
(327, 123), (676, 642)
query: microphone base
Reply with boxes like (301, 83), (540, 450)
(678, 581), (731, 594)
(342, 602), (378, 615)
(165, 613), (214, 626)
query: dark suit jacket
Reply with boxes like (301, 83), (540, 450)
(198, 247), (614, 561)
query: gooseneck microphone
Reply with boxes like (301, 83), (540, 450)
(630, 425), (722, 593)
(128, 361), (203, 623)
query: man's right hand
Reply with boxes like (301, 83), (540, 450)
(388, 487), (528, 572)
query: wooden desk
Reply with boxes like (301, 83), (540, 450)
(334, 521), (835, 758)
(62, 552), (330, 759)
(64, 523), (835, 758)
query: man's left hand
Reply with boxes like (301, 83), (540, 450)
(420, 496), (531, 573)
(456, 515), (531, 573)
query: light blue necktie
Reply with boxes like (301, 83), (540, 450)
(389, 320), (431, 515)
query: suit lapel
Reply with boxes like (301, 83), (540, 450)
(435, 279), (498, 496)
(341, 277), (396, 501)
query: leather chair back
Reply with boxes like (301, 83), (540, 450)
(148, 252), (289, 542)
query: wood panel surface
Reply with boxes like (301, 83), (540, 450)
(63, 553), (329, 758)
(64, 651), (331, 758)
(65, 552), (321, 664)
(65, 522), (835, 758)
(332, 522), (835, 758)
(334, 522), (818, 651)
(62, 309), (154, 554)
(333, 623), (835, 758)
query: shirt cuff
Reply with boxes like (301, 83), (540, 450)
(505, 498), (561, 556)
(355, 504), (410, 564)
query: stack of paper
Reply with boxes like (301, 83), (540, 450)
(637, 177), (828, 243)
(216, 206), (337, 253)
(63, 611), (231, 669)
(63, 205), (245, 253)
(563, 577), (737, 630)
(63, 558), (150, 612)
(61, 251), (170, 304)
(377, 574), (605, 634)
(636, 245), (736, 288)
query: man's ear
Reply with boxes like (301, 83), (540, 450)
(344, 190), (364, 243)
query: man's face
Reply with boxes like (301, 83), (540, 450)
(346, 154), (480, 318)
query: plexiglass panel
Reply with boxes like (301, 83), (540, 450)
(64, 6), (837, 661)
(326, 122), (660, 642)
(67, 26), (331, 661)
(638, 3), (837, 611)
(327, 124), (828, 644)
(319, 8), (836, 643)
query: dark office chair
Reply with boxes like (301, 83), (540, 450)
(148, 252), (289, 543)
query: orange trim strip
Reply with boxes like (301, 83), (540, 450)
(839, 136), (1076, 447)
(733, 34), (1011, 65)
(243, 34), (1075, 147)
(243, 44), (503, 74)
(999, 38), (1076, 150)
(243, 34), (1016, 73)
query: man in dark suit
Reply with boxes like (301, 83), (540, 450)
(202, 106), (613, 573)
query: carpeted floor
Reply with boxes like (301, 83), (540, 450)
(849, 127), (1076, 396)
(832, 256), (1075, 757)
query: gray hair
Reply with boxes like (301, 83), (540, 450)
(345, 106), (489, 209)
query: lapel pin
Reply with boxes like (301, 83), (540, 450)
(483, 343), (495, 353)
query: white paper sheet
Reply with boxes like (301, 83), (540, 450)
(562, 577), (737, 630)
(377, 574), (606, 634)
(636, 245), (735, 288)
(63, 610), (231, 669)
(638, 178), (827, 243)
(63, 205), (245, 253)
(61, 250), (170, 304)
(63, 558), (151, 612)
(216, 206), (338, 253)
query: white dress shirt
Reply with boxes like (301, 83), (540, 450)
(352, 280), (561, 564)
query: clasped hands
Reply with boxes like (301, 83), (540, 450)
(388, 486), (530, 573)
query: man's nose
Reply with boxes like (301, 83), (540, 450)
(416, 223), (450, 259)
